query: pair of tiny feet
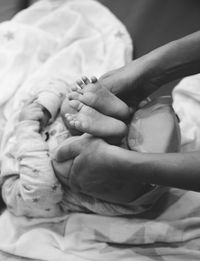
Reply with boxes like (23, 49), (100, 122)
(62, 76), (132, 144)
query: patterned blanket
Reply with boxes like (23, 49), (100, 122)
(1, 187), (200, 261)
(1, 0), (200, 261)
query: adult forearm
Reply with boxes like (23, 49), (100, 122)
(123, 150), (200, 192)
(112, 31), (200, 100)
(145, 31), (200, 89)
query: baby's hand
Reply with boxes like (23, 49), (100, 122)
(19, 99), (51, 129)
(19, 102), (45, 122)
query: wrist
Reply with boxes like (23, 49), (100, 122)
(128, 54), (160, 100)
(110, 146), (148, 183)
(128, 49), (172, 100)
(16, 120), (40, 130)
(140, 33), (200, 92)
(110, 55), (161, 103)
(35, 92), (61, 121)
(113, 148), (170, 186)
(42, 106), (51, 120)
(124, 150), (200, 192)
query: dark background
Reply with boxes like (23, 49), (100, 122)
(1, 0), (200, 57)
(1, 0), (199, 96)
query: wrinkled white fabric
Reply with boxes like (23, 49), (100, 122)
(173, 74), (200, 152)
(0, 0), (150, 220)
(1, 0), (200, 261)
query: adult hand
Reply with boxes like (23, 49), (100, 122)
(100, 31), (200, 106)
(53, 134), (140, 204)
(99, 57), (159, 107)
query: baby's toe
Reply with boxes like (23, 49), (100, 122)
(74, 120), (82, 129)
(76, 79), (85, 88)
(65, 114), (77, 128)
(71, 83), (83, 93)
(65, 113), (74, 122)
(67, 117), (84, 132)
(71, 84), (79, 91)
(82, 76), (90, 84)
(69, 119), (76, 128)
(68, 92), (82, 101)
(90, 76), (98, 83)
(74, 119), (89, 131)
(69, 100), (83, 111)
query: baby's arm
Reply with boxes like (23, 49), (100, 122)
(1, 106), (63, 218)
(32, 79), (70, 122)
(19, 100), (51, 130)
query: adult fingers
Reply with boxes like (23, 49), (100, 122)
(52, 159), (73, 186)
(53, 136), (84, 162)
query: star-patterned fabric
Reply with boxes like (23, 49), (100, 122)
(1, 82), (169, 218)
(0, 0), (139, 219)
(0, 1), (200, 261)
(0, 0), (178, 220)
(0, 0), (169, 220)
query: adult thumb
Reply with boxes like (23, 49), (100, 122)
(53, 136), (83, 162)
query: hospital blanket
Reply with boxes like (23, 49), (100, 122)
(0, 0), (132, 152)
(0, 0), (200, 261)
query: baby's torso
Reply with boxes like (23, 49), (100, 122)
(42, 116), (71, 155)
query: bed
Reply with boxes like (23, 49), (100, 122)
(0, 0), (200, 260)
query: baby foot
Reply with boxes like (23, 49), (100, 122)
(60, 95), (83, 136)
(68, 76), (131, 122)
(65, 99), (127, 139)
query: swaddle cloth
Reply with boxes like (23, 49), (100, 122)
(173, 74), (200, 152)
(0, 1), (200, 260)
(0, 0), (136, 218)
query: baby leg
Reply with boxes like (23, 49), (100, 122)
(68, 76), (131, 122)
(64, 99), (127, 139)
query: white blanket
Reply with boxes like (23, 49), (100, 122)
(0, 0), (132, 152)
(173, 74), (200, 152)
(1, 1), (200, 261)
